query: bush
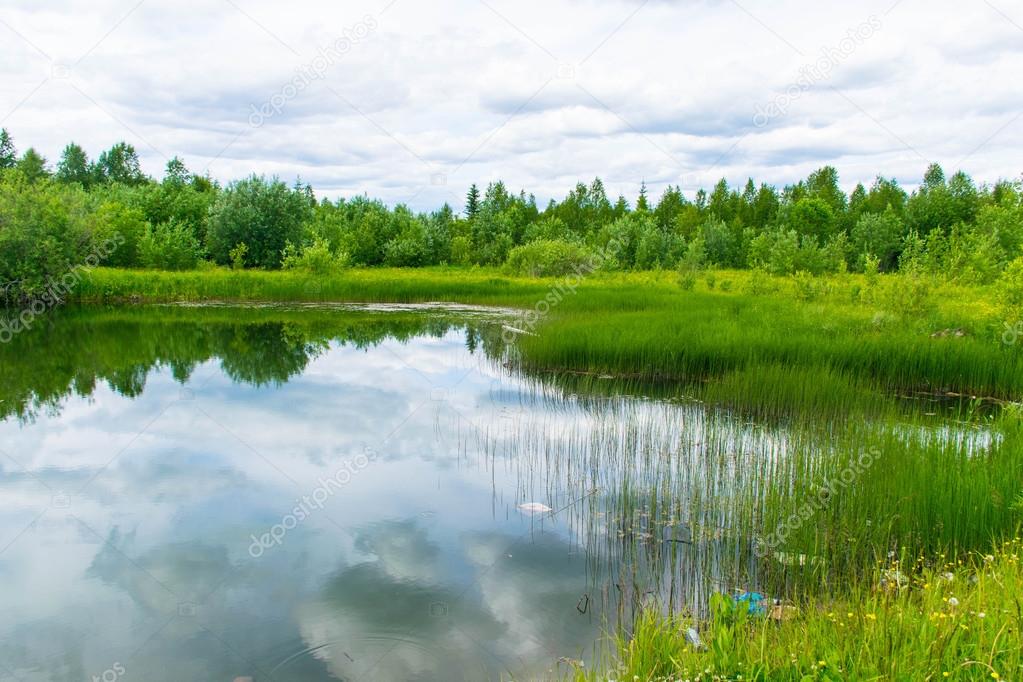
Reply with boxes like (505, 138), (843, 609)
(91, 201), (146, 267)
(0, 171), (95, 301)
(851, 208), (904, 272)
(676, 236), (706, 290)
(996, 257), (1023, 324)
(877, 273), (933, 317)
(282, 239), (350, 274)
(138, 220), (201, 270)
(207, 176), (311, 269)
(504, 239), (595, 277)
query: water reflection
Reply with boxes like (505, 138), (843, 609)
(0, 304), (999, 681)
(0, 305), (607, 681)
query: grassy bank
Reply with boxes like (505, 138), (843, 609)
(75, 266), (1022, 402)
(573, 537), (1023, 681)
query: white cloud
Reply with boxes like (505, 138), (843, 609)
(1, 0), (1021, 209)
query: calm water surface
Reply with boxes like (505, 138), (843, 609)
(2, 304), (984, 681)
(0, 305), (701, 681)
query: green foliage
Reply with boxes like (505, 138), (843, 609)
(16, 148), (49, 183)
(282, 238), (350, 274)
(138, 220), (201, 271)
(91, 202), (145, 267)
(522, 215), (572, 244)
(996, 257), (1023, 324)
(55, 143), (93, 187)
(504, 239), (595, 277)
(464, 183), (480, 219)
(0, 172), (95, 300)
(207, 176), (311, 269)
(676, 235), (706, 290)
(786, 197), (836, 244)
(851, 206), (904, 271)
(876, 272), (934, 317)
(0, 129), (1020, 286)
(95, 141), (146, 185)
(0, 128), (17, 169)
(229, 242), (248, 270)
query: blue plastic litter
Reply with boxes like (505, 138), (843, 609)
(736, 591), (766, 615)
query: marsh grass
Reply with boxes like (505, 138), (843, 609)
(76, 267), (1023, 403)
(573, 538), (1023, 681)
(480, 388), (1021, 644)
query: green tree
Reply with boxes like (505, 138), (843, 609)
(850, 207), (905, 271)
(786, 197), (835, 245)
(654, 185), (687, 232)
(16, 148), (49, 183)
(0, 128), (16, 169)
(636, 181), (650, 212)
(164, 156), (191, 185)
(95, 142), (146, 185)
(805, 166), (847, 215)
(465, 184), (480, 219)
(207, 175), (312, 269)
(56, 143), (93, 187)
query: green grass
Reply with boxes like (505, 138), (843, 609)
(571, 537), (1023, 681)
(75, 266), (1023, 405)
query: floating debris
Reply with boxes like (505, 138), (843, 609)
(502, 325), (537, 336)
(518, 502), (553, 514)
(576, 593), (590, 614)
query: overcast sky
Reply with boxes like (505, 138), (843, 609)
(1, 0), (1021, 210)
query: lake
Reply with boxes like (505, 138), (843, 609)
(0, 304), (996, 681)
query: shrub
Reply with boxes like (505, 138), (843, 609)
(504, 239), (595, 277)
(281, 239), (350, 274)
(0, 171), (94, 301)
(138, 220), (201, 271)
(207, 176), (311, 269)
(676, 236), (706, 290)
(230, 242), (248, 270)
(91, 201), (146, 267)
(996, 256), (1023, 325)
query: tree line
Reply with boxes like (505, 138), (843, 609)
(1, 127), (1021, 300)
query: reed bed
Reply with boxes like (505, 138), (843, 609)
(466, 387), (1021, 626)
